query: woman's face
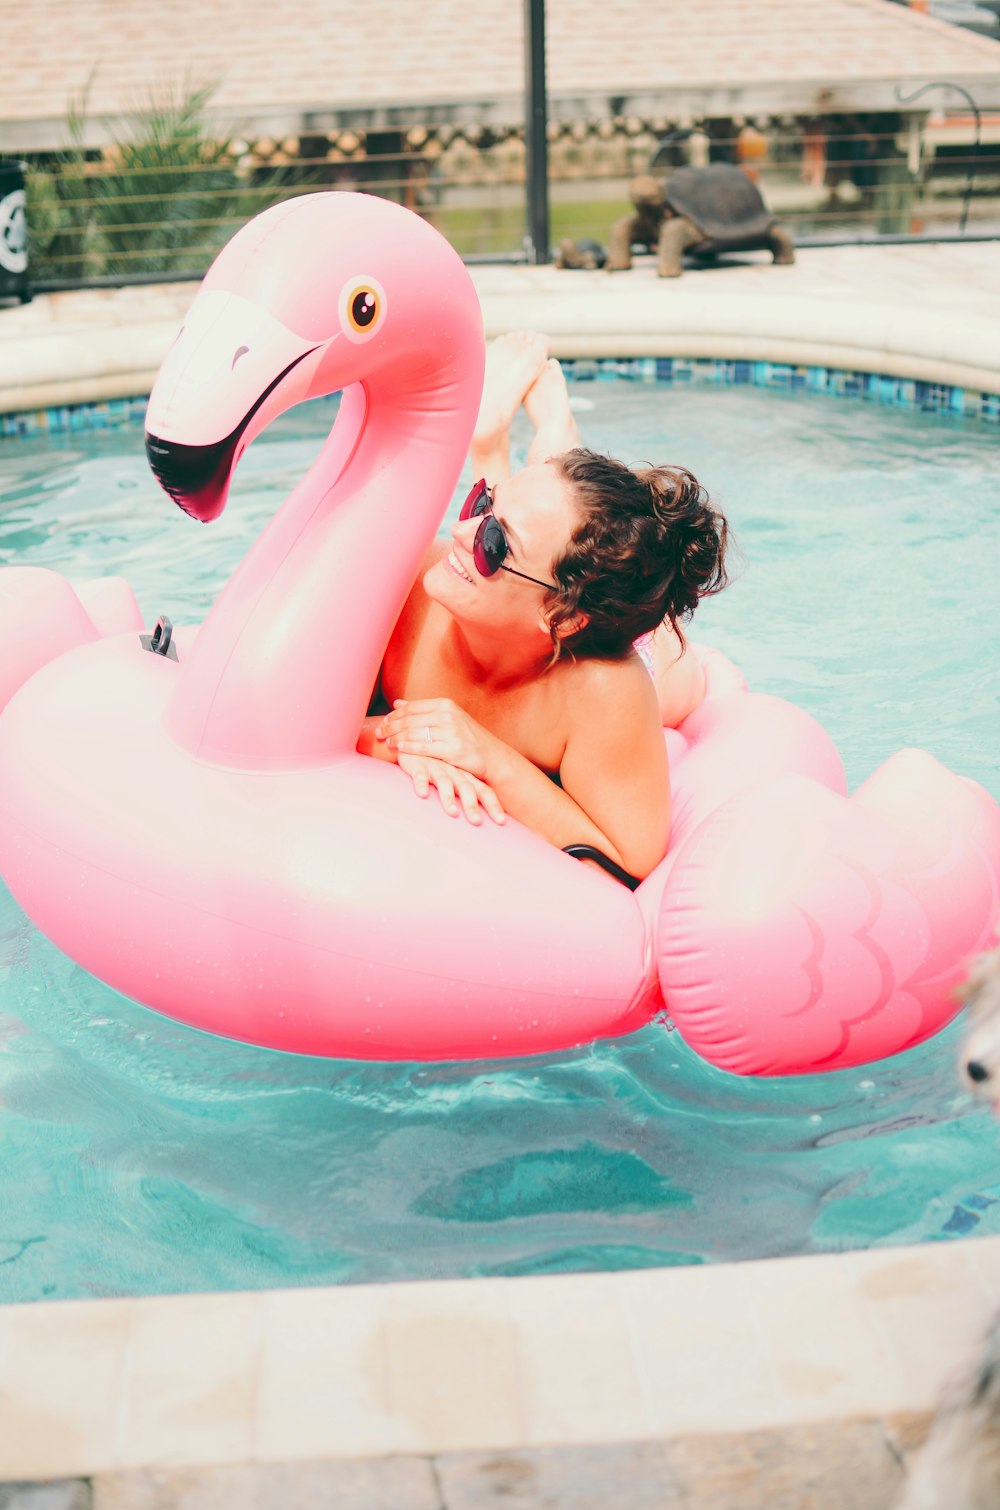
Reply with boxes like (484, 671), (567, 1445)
(425, 461), (580, 636)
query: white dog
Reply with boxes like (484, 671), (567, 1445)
(896, 945), (1000, 1509)
(959, 946), (1000, 1112)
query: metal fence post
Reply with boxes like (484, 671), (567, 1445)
(896, 82), (981, 235)
(524, 0), (551, 263)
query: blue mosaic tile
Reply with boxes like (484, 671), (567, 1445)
(2, 362), (997, 437)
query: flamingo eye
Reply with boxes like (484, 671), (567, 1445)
(339, 278), (386, 342)
(351, 292), (376, 328)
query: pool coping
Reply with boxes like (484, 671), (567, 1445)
(3, 240), (1000, 1492)
(2, 1235), (999, 1482)
(1, 241), (999, 419)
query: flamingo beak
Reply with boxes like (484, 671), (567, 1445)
(145, 344), (320, 522)
(145, 428), (241, 522)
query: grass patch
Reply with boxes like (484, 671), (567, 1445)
(433, 196), (631, 257)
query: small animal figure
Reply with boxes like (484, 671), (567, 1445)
(895, 943), (1000, 1509)
(606, 164), (796, 278)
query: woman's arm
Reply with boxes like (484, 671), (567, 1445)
(359, 716), (504, 824)
(555, 668), (671, 878)
(378, 667), (670, 879)
(489, 735), (666, 877)
(358, 714), (396, 762)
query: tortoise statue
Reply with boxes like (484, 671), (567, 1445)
(606, 165), (795, 278)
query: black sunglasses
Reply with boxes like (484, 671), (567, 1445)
(458, 479), (558, 591)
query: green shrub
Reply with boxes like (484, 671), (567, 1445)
(25, 80), (311, 283)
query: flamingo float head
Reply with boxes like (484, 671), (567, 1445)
(144, 192), (483, 522)
(141, 192), (485, 766)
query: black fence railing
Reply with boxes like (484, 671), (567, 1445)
(19, 108), (1000, 290)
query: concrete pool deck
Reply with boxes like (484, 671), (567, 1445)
(1, 239), (999, 1506)
(2, 1237), (1000, 1505)
(2, 240), (1000, 414)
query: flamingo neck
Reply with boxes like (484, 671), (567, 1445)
(165, 382), (473, 767)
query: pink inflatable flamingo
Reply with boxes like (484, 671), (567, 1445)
(0, 191), (996, 1075)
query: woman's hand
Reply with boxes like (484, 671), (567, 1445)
(396, 751), (505, 826)
(376, 699), (497, 783)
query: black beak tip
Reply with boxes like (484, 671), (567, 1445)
(144, 430), (234, 522)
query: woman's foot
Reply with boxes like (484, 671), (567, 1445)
(525, 358), (581, 465)
(471, 331), (550, 483)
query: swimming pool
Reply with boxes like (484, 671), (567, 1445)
(1, 375), (998, 1304)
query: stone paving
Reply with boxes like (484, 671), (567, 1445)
(0, 1417), (932, 1509)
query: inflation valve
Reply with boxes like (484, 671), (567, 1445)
(139, 614), (179, 662)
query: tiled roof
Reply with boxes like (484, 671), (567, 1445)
(3, 0), (1000, 149)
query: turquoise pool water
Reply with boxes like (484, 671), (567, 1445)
(1, 377), (998, 1303)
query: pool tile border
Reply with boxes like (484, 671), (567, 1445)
(564, 356), (1000, 421)
(2, 359), (998, 440)
(0, 394), (149, 437)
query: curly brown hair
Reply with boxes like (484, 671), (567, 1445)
(543, 448), (730, 661)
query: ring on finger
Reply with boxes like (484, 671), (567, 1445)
(423, 725), (433, 744)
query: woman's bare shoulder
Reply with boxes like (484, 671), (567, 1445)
(561, 649), (655, 699)
(558, 652), (661, 734)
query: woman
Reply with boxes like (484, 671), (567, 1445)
(357, 333), (729, 883)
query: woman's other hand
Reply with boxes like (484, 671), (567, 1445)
(396, 751), (505, 826)
(376, 699), (497, 783)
